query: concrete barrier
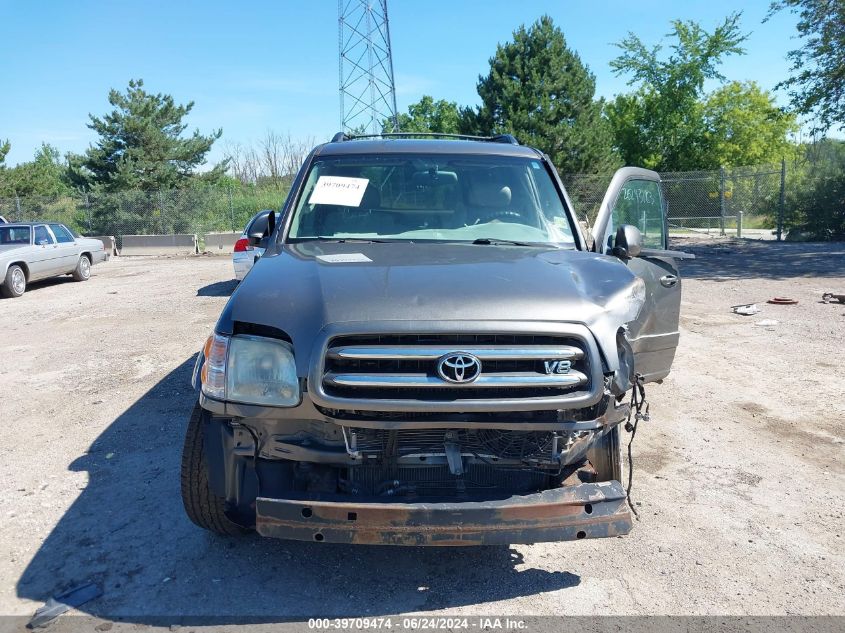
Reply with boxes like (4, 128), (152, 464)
(88, 235), (117, 255)
(120, 234), (198, 256)
(203, 232), (241, 253)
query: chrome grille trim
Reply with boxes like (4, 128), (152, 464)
(327, 345), (584, 361)
(325, 370), (589, 389)
(308, 322), (606, 413)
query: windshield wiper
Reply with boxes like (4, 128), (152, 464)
(471, 238), (540, 247)
(312, 236), (389, 243)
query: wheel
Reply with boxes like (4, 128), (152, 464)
(487, 209), (524, 222)
(72, 255), (91, 281)
(1, 265), (26, 298)
(180, 402), (251, 536)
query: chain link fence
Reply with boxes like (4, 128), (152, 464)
(0, 161), (834, 247)
(0, 185), (289, 249)
(562, 162), (792, 239)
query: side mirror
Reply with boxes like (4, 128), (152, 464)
(612, 224), (643, 260)
(247, 231), (264, 247)
(36, 239), (49, 246)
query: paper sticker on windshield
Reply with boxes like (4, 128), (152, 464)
(316, 253), (372, 263)
(308, 176), (369, 207)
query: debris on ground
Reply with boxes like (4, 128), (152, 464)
(27, 582), (103, 629)
(822, 292), (845, 304)
(732, 303), (760, 316)
(767, 297), (798, 305)
(755, 319), (779, 327)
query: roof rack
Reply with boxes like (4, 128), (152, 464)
(329, 132), (519, 145)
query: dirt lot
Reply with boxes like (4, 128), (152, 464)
(0, 239), (843, 624)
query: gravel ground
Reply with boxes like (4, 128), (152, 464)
(0, 239), (843, 624)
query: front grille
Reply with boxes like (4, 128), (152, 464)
(351, 427), (556, 461)
(322, 333), (592, 402)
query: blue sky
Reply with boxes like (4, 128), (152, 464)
(0, 1), (802, 167)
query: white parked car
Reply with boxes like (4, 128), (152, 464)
(0, 222), (108, 298)
(233, 210), (279, 281)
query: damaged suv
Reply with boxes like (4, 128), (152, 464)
(182, 133), (687, 545)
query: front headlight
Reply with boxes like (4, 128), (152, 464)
(200, 333), (300, 407)
(604, 276), (646, 325)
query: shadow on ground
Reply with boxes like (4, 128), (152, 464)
(197, 279), (238, 297)
(673, 239), (845, 281)
(0, 275), (77, 297)
(16, 358), (580, 622)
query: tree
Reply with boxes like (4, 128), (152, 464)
(607, 14), (748, 170)
(769, 0), (845, 133)
(224, 131), (313, 186)
(786, 139), (845, 239)
(470, 16), (619, 174)
(0, 139), (9, 168)
(703, 81), (798, 166)
(0, 144), (73, 198)
(82, 79), (226, 191)
(388, 96), (464, 134)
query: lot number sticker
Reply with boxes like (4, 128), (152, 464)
(316, 253), (373, 263)
(308, 176), (369, 207)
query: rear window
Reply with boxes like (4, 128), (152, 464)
(0, 226), (31, 245)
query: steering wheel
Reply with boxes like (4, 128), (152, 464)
(485, 209), (523, 223)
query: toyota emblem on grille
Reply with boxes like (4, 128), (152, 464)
(436, 353), (482, 383)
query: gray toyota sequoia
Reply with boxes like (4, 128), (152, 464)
(182, 133), (687, 546)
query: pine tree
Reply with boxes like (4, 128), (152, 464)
(471, 16), (619, 174)
(82, 79), (226, 191)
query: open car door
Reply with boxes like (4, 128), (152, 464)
(592, 167), (692, 383)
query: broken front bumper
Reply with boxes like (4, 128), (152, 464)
(255, 480), (631, 546)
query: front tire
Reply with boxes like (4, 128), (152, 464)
(180, 402), (251, 536)
(72, 255), (91, 281)
(1, 265), (26, 298)
(588, 424), (623, 482)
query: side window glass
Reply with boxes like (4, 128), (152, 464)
(50, 224), (74, 243)
(34, 225), (54, 245)
(611, 179), (665, 249)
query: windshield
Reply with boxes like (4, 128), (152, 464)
(287, 153), (576, 247)
(0, 226), (31, 245)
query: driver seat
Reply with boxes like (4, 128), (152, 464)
(465, 179), (514, 224)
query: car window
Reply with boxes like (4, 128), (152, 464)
(610, 179), (665, 249)
(33, 225), (55, 245)
(0, 226), (31, 244)
(287, 154), (576, 247)
(49, 224), (75, 243)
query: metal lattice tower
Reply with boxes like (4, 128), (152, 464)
(338, 0), (399, 134)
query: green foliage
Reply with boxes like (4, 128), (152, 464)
(470, 15), (619, 174)
(703, 81), (799, 166)
(80, 181), (287, 239)
(82, 79), (227, 192)
(784, 139), (845, 239)
(608, 13), (748, 170)
(0, 143), (74, 198)
(388, 96), (464, 134)
(770, 0), (845, 133)
(0, 139), (9, 167)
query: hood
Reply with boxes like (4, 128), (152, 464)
(218, 242), (640, 374)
